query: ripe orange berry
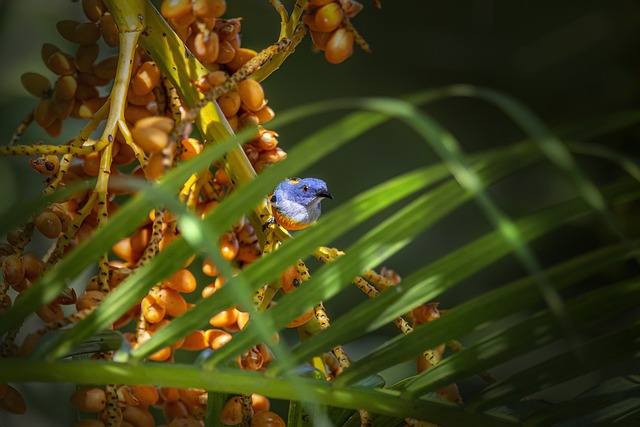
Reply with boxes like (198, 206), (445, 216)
(219, 231), (239, 261)
(22, 253), (45, 281)
(75, 43), (100, 73)
(0, 384), (26, 414)
(412, 302), (441, 326)
(163, 400), (189, 421)
(36, 302), (64, 323)
(141, 152), (164, 181)
(168, 18), (190, 40)
(129, 385), (159, 406)
(132, 117), (173, 153)
(54, 75), (78, 101)
(254, 105), (275, 124)
(217, 91), (241, 117)
(130, 226), (152, 253)
(77, 70), (110, 87)
(201, 283), (216, 299)
(75, 22), (101, 45)
(315, 2), (343, 33)
(99, 12), (119, 47)
(257, 343), (274, 365)
(141, 294), (166, 323)
(281, 265), (302, 293)
(41, 43), (60, 65)
(215, 167), (231, 186)
(180, 137), (202, 161)
(122, 405), (155, 427)
(2, 254), (25, 286)
(70, 387), (106, 412)
(157, 288), (188, 317)
(116, 385), (139, 406)
(34, 98), (56, 127)
(21, 72), (51, 98)
(250, 394), (270, 413)
(44, 116), (62, 135)
(178, 388), (207, 407)
(182, 330), (209, 351)
(149, 345), (172, 361)
(201, 258), (219, 277)
(127, 89), (155, 106)
(216, 40), (236, 64)
(35, 211), (63, 238)
(161, 0), (193, 19)
(57, 19), (81, 43)
(82, 151), (101, 176)
(112, 237), (139, 262)
(325, 28), (354, 64)
(236, 311), (250, 330)
(163, 268), (197, 293)
(209, 307), (239, 328)
(78, 96), (108, 119)
(187, 31), (220, 63)
(437, 383), (461, 403)
(132, 61), (161, 96)
(157, 387), (180, 405)
(205, 329), (232, 350)
(192, 0), (227, 18)
(207, 70), (228, 86)
(237, 79), (265, 112)
(51, 97), (74, 120)
(76, 290), (105, 311)
(251, 410), (286, 427)
(236, 243), (261, 263)
(226, 48), (257, 73)
(253, 131), (278, 151)
(220, 396), (244, 425)
(48, 51), (76, 76)
(124, 104), (153, 125)
(82, 0), (106, 22)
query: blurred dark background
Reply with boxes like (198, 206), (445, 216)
(0, 0), (638, 425)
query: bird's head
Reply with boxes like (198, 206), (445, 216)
(272, 177), (333, 207)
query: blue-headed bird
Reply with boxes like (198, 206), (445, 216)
(269, 178), (333, 230)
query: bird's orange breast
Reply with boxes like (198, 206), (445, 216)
(272, 209), (313, 231)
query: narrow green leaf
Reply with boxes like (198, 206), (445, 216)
(402, 278), (640, 397)
(331, 179), (640, 387)
(438, 85), (640, 263)
(466, 323), (640, 412)
(523, 375), (640, 426)
(0, 360), (518, 425)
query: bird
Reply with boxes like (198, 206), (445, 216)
(268, 177), (333, 230)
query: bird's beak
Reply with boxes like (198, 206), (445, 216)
(316, 189), (333, 200)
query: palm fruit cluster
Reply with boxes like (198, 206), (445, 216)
(1, 0), (380, 425)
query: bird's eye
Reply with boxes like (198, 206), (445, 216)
(302, 185), (309, 192)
